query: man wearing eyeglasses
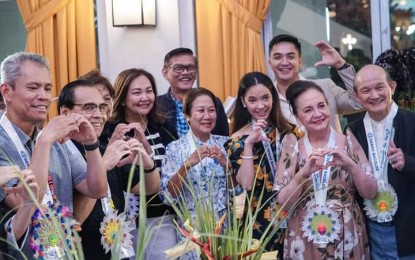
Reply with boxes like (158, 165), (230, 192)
(58, 79), (159, 259)
(0, 52), (107, 258)
(159, 47), (229, 137)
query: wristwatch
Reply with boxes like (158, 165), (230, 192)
(337, 62), (351, 70)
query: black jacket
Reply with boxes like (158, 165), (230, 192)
(347, 108), (415, 257)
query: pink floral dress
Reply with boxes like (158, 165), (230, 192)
(276, 130), (371, 260)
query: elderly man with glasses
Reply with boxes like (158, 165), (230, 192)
(158, 47), (229, 137)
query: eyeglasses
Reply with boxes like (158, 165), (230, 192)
(168, 64), (197, 73)
(73, 103), (110, 114)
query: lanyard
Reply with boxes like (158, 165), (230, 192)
(251, 121), (281, 178)
(0, 114), (54, 205)
(303, 127), (336, 206)
(363, 103), (398, 181)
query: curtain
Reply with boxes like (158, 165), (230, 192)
(195, 0), (271, 101)
(16, 0), (97, 120)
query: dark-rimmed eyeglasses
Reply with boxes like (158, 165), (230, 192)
(168, 64), (197, 73)
(73, 103), (110, 114)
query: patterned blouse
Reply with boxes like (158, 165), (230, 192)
(161, 133), (237, 220)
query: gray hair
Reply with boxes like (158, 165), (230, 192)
(0, 52), (50, 87)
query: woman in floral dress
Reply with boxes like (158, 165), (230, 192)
(225, 72), (296, 256)
(276, 80), (377, 259)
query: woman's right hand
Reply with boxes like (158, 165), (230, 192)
(296, 149), (328, 180)
(184, 145), (210, 169)
(107, 123), (131, 146)
(245, 119), (270, 145)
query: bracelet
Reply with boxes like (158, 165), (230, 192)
(84, 140), (99, 151)
(241, 155), (254, 160)
(144, 163), (157, 174)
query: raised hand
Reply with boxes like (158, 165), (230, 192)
(128, 123), (153, 155)
(117, 138), (153, 169)
(246, 119), (270, 145)
(107, 123), (129, 145)
(66, 113), (97, 144)
(19, 169), (39, 203)
(298, 149), (329, 179)
(103, 139), (132, 170)
(39, 115), (80, 144)
(0, 165), (20, 186)
(388, 139), (405, 171)
(210, 145), (229, 169)
(327, 146), (354, 169)
(3, 169), (39, 204)
(184, 145), (211, 169)
(314, 41), (346, 69)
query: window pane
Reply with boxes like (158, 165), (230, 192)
(390, 0), (415, 50)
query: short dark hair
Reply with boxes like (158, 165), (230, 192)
(268, 34), (302, 56)
(233, 71), (291, 134)
(182, 87), (217, 117)
(58, 79), (95, 112)
(163, 48), (197, 67)
(286, 80), (327, 115)
(79, 69), (114, 98)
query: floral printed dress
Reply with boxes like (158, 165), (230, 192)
(225, 127), (295, 252)
(276, 130), (371, 260)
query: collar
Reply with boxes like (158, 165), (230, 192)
(11, 120), (39, 145)
(368, 102), (399, 125)
(169, 88), (182, 104)
(274, 75), (305, 101)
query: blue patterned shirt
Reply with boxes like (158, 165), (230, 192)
(170, 92), (189, 137)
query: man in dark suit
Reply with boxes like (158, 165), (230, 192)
(348, 64), (415, 259)
(158, 48), (229, 137)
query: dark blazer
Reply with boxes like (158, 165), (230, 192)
(347, 108), (415, 257)
(157, 88), (230, 137)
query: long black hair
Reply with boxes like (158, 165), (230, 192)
(233, 71), (291, 134)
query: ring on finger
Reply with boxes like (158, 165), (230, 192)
(391, 159), (397, 165)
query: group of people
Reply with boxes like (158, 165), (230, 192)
(0, 33), (413, 260)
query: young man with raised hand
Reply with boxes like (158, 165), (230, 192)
(268, 34), (363, 132)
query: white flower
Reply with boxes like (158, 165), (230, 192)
(343, 228), (354, 254)
(334, 241), (344, 259)
(289, 236), (305, 260)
